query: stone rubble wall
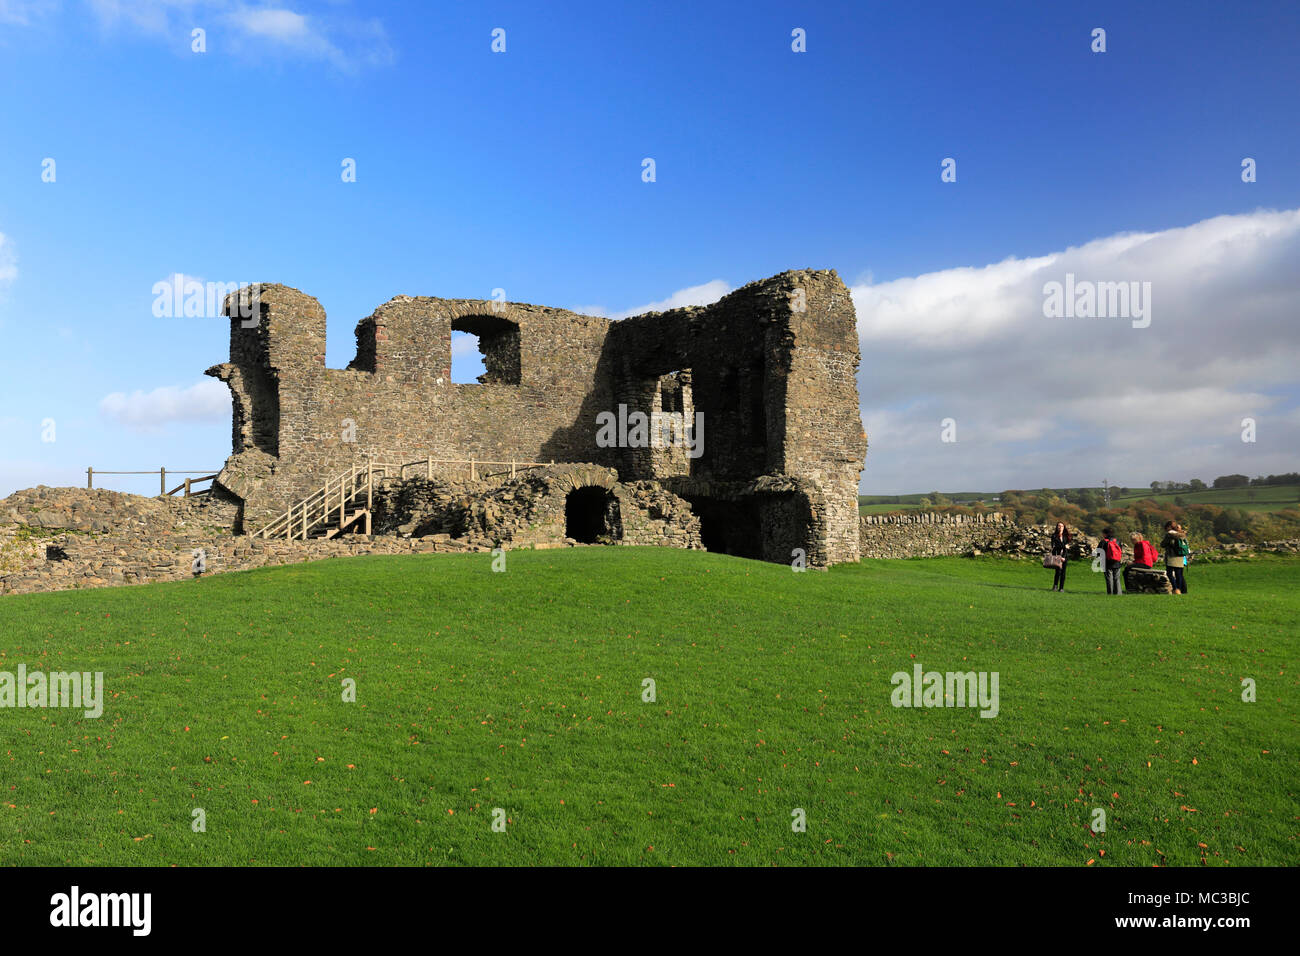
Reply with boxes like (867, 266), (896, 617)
(0, 474), (703, 597)
(859, 511), (1300, 562)
(372, 465), (703, 552)
(858, 512), (1097, 560)
(0, 484), (491, 596)
(1, 530), (490, 596)
(4, 488), (1295, 597)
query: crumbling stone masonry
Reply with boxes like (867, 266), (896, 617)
(207, 270), (867, 566)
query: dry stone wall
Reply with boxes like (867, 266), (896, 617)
(859, 512), (1097, 560)
(0, 485), (490, 596)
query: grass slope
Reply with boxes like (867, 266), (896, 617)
(0, 549), (1295, 867)
(1110, 484), (1300, 513)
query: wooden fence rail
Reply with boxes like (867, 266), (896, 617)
(369, 457), (555, 481)
(86, 468), (219, 497)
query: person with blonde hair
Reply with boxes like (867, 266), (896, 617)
(1130, 531), (1157, 568)
(1160, 520), (1189, 594)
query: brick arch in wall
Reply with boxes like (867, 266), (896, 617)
(541, 464), (614, 492)
(544, 465), (622, 542)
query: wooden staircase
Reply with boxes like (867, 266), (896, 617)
(252, 463), (385, 540)
(249, 456), (553, 541)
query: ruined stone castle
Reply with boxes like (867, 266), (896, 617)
(205, 269), (867, 567)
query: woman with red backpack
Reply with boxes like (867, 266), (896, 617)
(1098, 528), (1124, 595)
(1130, 533), (1158, 568)
(1048, 522), (1070, 591)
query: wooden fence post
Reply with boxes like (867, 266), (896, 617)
(427, 458), (432, 480)
(160, 467), (166, 496)
(86, 467), (93, 489)
(184, 478), (192, 497)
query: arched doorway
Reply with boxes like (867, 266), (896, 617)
(565, 487), (621, 543)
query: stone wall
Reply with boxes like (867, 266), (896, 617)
(206, 269), (866, 567)
(371, 464), (702, 552)
(859, 511), (1300, 562)
(0, 485), (488, 597)
(2, 529), (489, 596)
(858, 512), (1096, 560)
(6, 487), (1295, 596)
(0, 475), (700, 597)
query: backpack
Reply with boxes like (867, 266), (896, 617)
(1176, 537), (1190, 557)
(1104, 538), (1122, 562)
(1134, 540), (1156, 567)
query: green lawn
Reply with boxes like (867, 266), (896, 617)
(0, 549), (1295, 866)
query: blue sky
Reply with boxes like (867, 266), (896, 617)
(1, 0), (1297, 496)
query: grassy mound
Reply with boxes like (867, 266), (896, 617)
(0, 549), (1295, 866)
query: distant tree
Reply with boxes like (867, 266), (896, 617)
(1188, 478), (1206, 491)
(1150, 481), (1162, 492)
(918, 497), (933, 508)
(1213, 474), (1250, 489)
(1212, 507), (1251, 537)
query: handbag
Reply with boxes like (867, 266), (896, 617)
(1043, 553), (1064, 569)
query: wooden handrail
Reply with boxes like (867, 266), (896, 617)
(165, 473), (219, 497)
(87, 467), (219, 495)
(254, 463), (376, 540)
(250, 456), (557, 540)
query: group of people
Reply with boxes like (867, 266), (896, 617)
(1047, 520), (1190, 595)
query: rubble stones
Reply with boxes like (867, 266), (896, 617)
(1123, 564), (1176, 594)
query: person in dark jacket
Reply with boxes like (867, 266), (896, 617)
(1161, 520), (1189, 594)
(1098, 528), (1123, 595)
(1049, 521), (1070, 591)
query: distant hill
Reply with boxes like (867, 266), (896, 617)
(860, 484), (1300, 516)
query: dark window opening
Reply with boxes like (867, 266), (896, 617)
(687, 495), (764, 560)
(659, 369), (691, 414)
(565, 487), (622, 543)
(747, 358), (766, 445)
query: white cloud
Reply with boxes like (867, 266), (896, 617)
(450, 331), (480, 358)
(575, 279), (732, 320)
(223, 4), (355, 69)
(0, 0), (58, 26)
(99, 379), (230, 431)
(0, 231), (15, 285)
(0, 232), (15, 327)
(852, 209), (1300, 493)
(81, 0), (391, 71)
(231, 5), (304, 40)
(85, 0), (197, 33)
